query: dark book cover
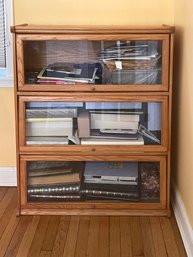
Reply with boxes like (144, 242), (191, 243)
(38, 63), (99, 82)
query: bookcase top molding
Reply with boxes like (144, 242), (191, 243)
(11, 24), (175, 34)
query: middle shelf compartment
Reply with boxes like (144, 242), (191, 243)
(18, 94), (168, 153)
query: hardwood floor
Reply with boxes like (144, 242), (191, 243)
(0, 187), (187, 257)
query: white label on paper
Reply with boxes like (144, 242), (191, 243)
(115, 61), (122, 70)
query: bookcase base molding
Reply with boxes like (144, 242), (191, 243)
(19, 208), (171, 216)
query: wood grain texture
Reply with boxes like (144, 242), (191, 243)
(0, 211), (20, 257)
(17, 84), (168, 93)
(51, 216), (70, 257)
(167, 33), (175, 210)
(120, 217), (132, 257)
(170, 212), (187, 257)
(98, 216), (110, 257)
(110, 217), (121, 257)
(11, 24), (175, 34)
(0, 187), (8, 201)
(0, 187), (16, 219)
(0, 187), (187, 257)
(27, 216), (51, 257)
(75, 216), (90, 257)
(13, 26), (174, 217)
(41, 216), (60, 251)
(130, 217), (144, 256)
(3, 216), (31, 257)
(16, 216), (40, 257)
(140, 217), (156, 257)
(150, 217), (168, 257)
(87, 216), (100, 257)
(0, 189), (17, 239)
(160, 217), (181, 257)
(62, 216), (80, 257)
(39, 251), (51, 257)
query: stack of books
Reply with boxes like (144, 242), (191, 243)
(27, 161), (84, 201)
(26, 108), (76, 145)
(26, 117), (73, 136)
(37, 62), (100, 84)
(81, 161), (139, 201)
(90, 110), (140, 130)
(81, 130), (144, 145)
(78, 110), (144, 145)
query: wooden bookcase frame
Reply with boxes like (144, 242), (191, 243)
(11, 25), (174, 216)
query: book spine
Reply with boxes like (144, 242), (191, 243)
(26, 119), (73, 137)
(90, 113), (140, 122)
(83, 179), (138, 185)
(28, 174), (80, 186)
(81, 189), (138, 198)
(28, 185), (80, 194)
(26, 117), (73, 122)
(26, 108), (78, 118)
(29, 195), (80, 199)
(90, 119), (139, 130)
(26, 140), (68, 145)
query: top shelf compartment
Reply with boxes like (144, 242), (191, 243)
(15, 32), (171, 92)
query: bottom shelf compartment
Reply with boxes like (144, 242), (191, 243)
(20, 155), (167, 210)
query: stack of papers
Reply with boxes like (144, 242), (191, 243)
(37, 62), (100, 84)
(99, 43), (159, 61)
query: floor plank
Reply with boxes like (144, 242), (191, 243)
(130, 217), (144, 257)
(87, 216), (100, 257)
(74, 216), (90, 257)
(42, 215), (60, 251)
(0, 188), (188, 257)
(110, 217), (121, 257)
(62, 216), (80, 257)
(0, 209), (20, 257)
(0, 187), (16, 220)
(160, 217), (181, 257)
(4, 216), (31, 257)
(16, 216), (40, 257)
(51, 216), (70, 257)
(39, 251), (52, 257)
(0, 187), (8, 202)
(120, 217), (132, 257)
(0, 189), (17, 239)
(150, 217), (168, 257)
(98, 216), (110, 257)
(140, 217), (156, 257)
(170, 213), (187, 257)
(28, 216), (51, 257)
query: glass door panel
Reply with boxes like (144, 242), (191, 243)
(23, 100), (163, 147)
(17, 34), (169, 91)
(26, 160), (162, 204)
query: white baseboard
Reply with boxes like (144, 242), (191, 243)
(172, 183), (193, 257)
(0, 167), (17, 186)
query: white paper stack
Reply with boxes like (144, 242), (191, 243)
(26, 117), (73, 137)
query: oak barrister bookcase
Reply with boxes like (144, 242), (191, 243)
(11, 25), (174, 216)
